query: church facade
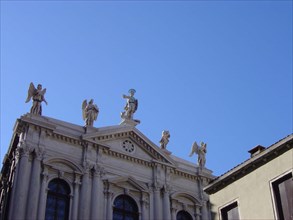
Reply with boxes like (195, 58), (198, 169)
(0, 113), (214, 220)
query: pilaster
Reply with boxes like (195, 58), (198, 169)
(37, 169), (49, 220)
(163, 184), (171, 220)
(79, 164), (91, 220)
(153, 182), (162, 220)
(140, 193), (149, 220)
(26, 149), (43, 220)
(10, 141), (32, 220)
(72, 175), (81, 220)
(90, 166), (104, 220)
(104, 187), (113, 220)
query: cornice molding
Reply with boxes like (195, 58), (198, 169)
(204, 135), (293, 194)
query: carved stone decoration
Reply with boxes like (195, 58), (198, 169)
(82, 99), (99, 128)
(17, 140), (35, 158)
(58, 170), (65, 178)
(159, 130), (170, 149)
(122, 140), (135, 153)
(189, 141), (207, 168)
(95, 165), (106, 178)
(120, 89), (140, 126)
(35, 147), (45, 161)
(124, 188), (130, 195)
(83, 160), (96, 173)
(25, 82), (48, 115)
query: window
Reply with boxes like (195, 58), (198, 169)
(176, 210), (193, 220)
(272, 172), (293, 220)
(220, 201), (239, 220)
(45, 179), (70, 220)
(113, 195), (139, 220)
(122, 140), (135, 153)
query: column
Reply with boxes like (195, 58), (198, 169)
(105, 190), (113, 220)
(10, 145), (32, 220)
(201, 200), (208, 220)
(153, 185), (162, 220)
(141, 200), (146, 220)
(78, 169), (91, 220)
(199, 177), (209, 220)
(26, 152), (42, 219)
(171, 207), (177, 220)
(90, 169), (100, 220)
(149, 191), (154, 220)
(195, 205), (201, 220)
(97, 176), (105, 220)
(163, 186), (171, 220)
(140, 194), (149, 220)
(37, 170), (49, 220)
(71, 176), (80, 220)
(103, 180), (113, 220)
(7, 154), (20, 220)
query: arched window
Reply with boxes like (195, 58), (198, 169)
(177, 210), (193, 220)
(113, 195), (139, 220)
(45, 178), (70, 220)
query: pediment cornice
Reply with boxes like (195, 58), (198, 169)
(82, 125), (176, 166)
(106, 175), (148, 192)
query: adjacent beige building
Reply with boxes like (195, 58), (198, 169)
(0, 113), (214, 220)
(204, 135), (293, 220)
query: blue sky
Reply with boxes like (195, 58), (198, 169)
(1, 1), (292, 176)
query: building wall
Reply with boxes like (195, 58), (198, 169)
(208, 149), (293, 220)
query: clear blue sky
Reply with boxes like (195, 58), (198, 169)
(1, 1), (292, 176)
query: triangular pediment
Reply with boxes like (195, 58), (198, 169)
(82, 125), (176, 166)
(107, 176), (147, 192)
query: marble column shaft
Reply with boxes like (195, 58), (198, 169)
(90, 171), (100, 219)
(153, 188), (162, 220)
(37, 171), (49, 219)
(163, 189), (171, 220)
(26, 155), (42, 220)
(10, 151), (31, 220)
(105, 191), (113, 220)
(79, 171), (91, 220)
(72, 178), (80, 220)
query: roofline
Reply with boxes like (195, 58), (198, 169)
(204, 134), (293, 194)
(13, 114), (177, 166)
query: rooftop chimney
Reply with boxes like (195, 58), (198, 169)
(248, 145), (266, 158)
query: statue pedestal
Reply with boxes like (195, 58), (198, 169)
(161, 149), (172, 155)
(120, 118), (140, 127)
(83, 126), (98, 134)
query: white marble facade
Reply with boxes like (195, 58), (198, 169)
(1, 114), (214, 220)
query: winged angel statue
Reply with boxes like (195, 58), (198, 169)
(25, 82), (48, 115)
(159, 130), (170, 149)
(82, 99), (99, 127)
(189, 141), (207, 168)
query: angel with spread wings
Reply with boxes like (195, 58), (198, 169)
(82, 99), (99, 127)
(189, 141), (207, 168)
(25, 82), (48, 115)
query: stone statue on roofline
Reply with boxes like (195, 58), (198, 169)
(82, 99), (99, 127)
(189, 141), (207, 168)
(25, 82), (48, 115)
(120, 89), (140, 126)
(159, 130), (170, 149)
